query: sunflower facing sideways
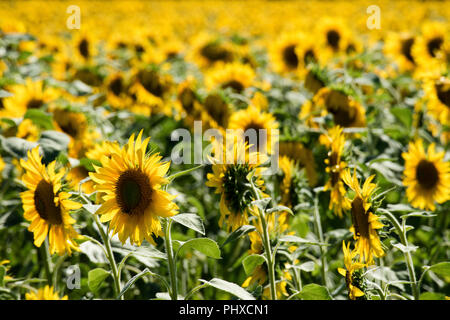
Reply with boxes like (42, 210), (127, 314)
(20, 147), (82, 256)
(338, 241), (366, 300)
(206, 137), (268, 231)
(402, 140), (450, 211)
(89, 131), (179, 246)
(342, 169), (385, 264)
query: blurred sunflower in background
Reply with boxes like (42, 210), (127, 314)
(25, 285), (68, 300)
(20, 147), (82, 256)
(89, 131), (178, 245)
(402, 140), (450, 211)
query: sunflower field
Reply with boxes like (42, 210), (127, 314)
(0, 0), (449, 302)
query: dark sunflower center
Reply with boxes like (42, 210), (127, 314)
(303, 49), (316, 65)
(329, 151), (340, 186)
(179, 87), (196, 113)
(0, 98), (4, 110)
(78, 38), (90, 59)
(26, 98), (44, 110)
(60, 120), (79, 138)
(282, 44), (299, 69)
(401, 38), (415, 63)
(221, 80), (244, 93)
(137, 70), (165, 97)
(304, 70), (325, 94)
(416, 159), (439, 189)
(427, 37), (443, 58)
(326, 30), (341, 50)
(204, 94), (229, 127)
(200, 43), (233, 63)
(346, 43), (356, 54)
(326, 90), (356, 127)
(223, 164), (253, 214)
(350, 196), (369, 238)
(109, 77), (123, 96)
(115, 169), (152, 215)
(73, 69), (102, 86)
(435, 83), (450, 108)
(244, 123), (266, 150)
(34, 180), (63, 225)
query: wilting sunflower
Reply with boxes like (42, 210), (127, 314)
(205, 62), (255, 94)
(320, 126), (347, 218)
(89, 131), (178, 246)
(20, 147), (82, 256)
(25, 285), (68, 300)
(314, 87), (366, 128)
(402, 140), (450, 211)
(227, 105), (279, 154)
(2, 78), (56, 118)
(206, 138), (268, 231)
(338, 241), (366, 300)
(342, 169), (385, 264)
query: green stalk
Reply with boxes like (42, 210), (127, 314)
(39, 240), (52, 286)
(93, 214), (123, 300)
(164, 218), (178, 300)
(313, 195), (328, 287)
(383, 210), (419, 299)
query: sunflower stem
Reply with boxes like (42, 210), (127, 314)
(251, 181), (277, 300)
(313, 194), (328, 288)
(93, 214), (123, 300)
(382, 210), (419, 300)
(164, 218), (178, 300)
(39, 240), (52, 286)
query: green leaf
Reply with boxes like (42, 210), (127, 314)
(297, 284), (332, 300)
(38, 130), (71, 163)
(279, 235), (327, 246)
(429, 262), (450, 278)
(242, 254), (266, 276)
(0, 136), (37, 158)
(117, 268), (151, 299)
(391, 107), (412, 128)
(88, 268), (110, 292)
(251, 198), (271, 211)
(287, 261), (316, 272)
(177, 238), (221, 259)
(171, 213), (205, 235)
(200, 278), (255, 300)
(79, 158), (101, 172)
(391, 241), (418, 253)
(24, 109), (54, 130)
(221, 225), (256, 247)
(266, 205), (293, 215)
(419, 292), (446, 300)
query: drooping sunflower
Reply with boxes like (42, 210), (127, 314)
(279, 141), (318, 187)
(205, 62), (255, 94)
(20, 147), (82, 256)
(320, 126), (347, 218)
(89, 131), (179, 246)
(342, 169), (385, 264)
(402, 140), (450, 211)
(206, 138), (268, 231)
(25, 285), (68, 300)
(314, 87), (366, 128)
(227, 105), (279, 154)
(337, 241), (366, 300)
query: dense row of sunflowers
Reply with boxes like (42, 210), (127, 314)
(0, 1), (449, 301)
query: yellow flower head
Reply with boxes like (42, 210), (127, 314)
(25, 285), (68, 300)
(337, 241), (366, 300)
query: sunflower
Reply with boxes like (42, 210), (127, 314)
(337, 241), (366, 300)
(384, 32), (416, 72)
(174, 77), (203, 127)
(402, 140), (450, 211)
(25, 285), (68, 300)
(104, 72), (132, 109)
(423, 75), (450, 126)
(320, 126), (347, 218)
(412, 22), (448, 73)
(16, 118), (40, 141)
(205, 138), (268, 231)
(2, 78), (56, 118)
(188, 33), (235, 68)
(71, 28), (98, 65)
(20, 147), (82, 256)
(227, 104), (279, 154)
(342, 169), (385, 264)
(314, 87), (366, 128)
(279, 141), (317, 187)
(317, 18), (351, 54)
(205, 62), (255, 94)
(201, 92), (232, 131)
(89, 131), (178, 246)
(269, 32), (303, 74)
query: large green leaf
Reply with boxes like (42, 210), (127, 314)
(429, 262), (450, 278)
(297, 284), (332, 300)
(88, 268), (111, 292)
(242, 254), (266, 275)
(177, 238), (221, 259)
(200, 278), (255, 300)
(171, 213), (205, 235)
